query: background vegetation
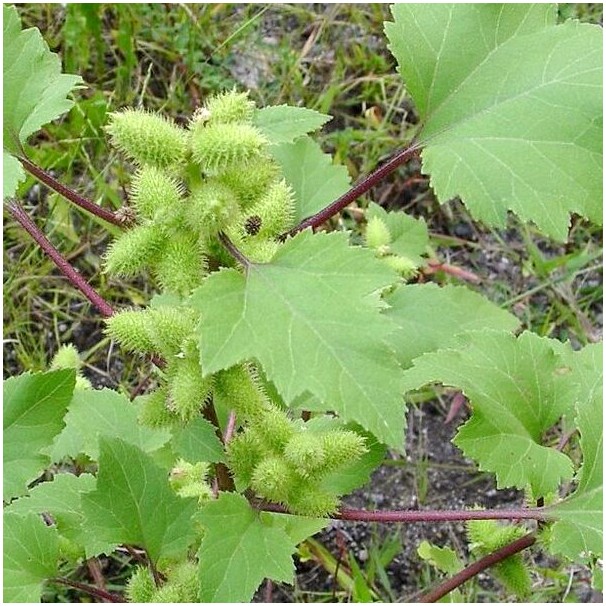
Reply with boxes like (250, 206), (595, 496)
(4, 3), (602, 602)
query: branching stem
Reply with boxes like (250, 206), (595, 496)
(417, 532), (536, 602)
(18, 155), (125, 227)
(51, 577), (126, 603)
(218, 231), (251, 268)
(286, 141), (420, 236)
(7, 200), (115, 317)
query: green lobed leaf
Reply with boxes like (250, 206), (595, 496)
(4, 512), (59, 603)
(172, 416), (226, 464)
(386, 4), (602, 240)
(197, 493), (326, 602)
(3, 5), (83, 197)
(4, 150), (24, 197)
(417, 540), (463, 575)
(81, 437), (197, 563)
(48, 388), (171, 462)
(4, 473), (115, 558)
(270, 136), (351, 223)
(367, 202), (429, 266)
(401, 330), (576, 496)
(253, 105), (331, 144)
(4, 369), (75, 501)
(384, 283), (520, 368)
(549, 342), (603, 561)
(191, 230), (406, 448)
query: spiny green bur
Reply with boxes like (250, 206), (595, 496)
(383, 254), (418, 280)
(213, 364), (273, 423)
(127, 562), (198, 603)
(154, 235), (207, 296)
(244, 179), (295, 237)
(152, 562), (198, 603)
(218, 157), (279, 209)
(205, 89), (255, 124)
(130, 166), (184, 219)
(219, 365), (368, 516)
(283, 432), (327, 477)
(170, 459), (213, 503)
(365, 215), (392, 249)
(166, 354), (214, 422)
(105, 307), (197, 357)
(126, 566), (156, 603)
(50, 344), (92, 390)
(467, 519), (531, 599)
(138, 387), (181, 429)
(50, 343), (82, 371)
(104, 223), (166, 277)
(105, 109), (188, 168)
(187, 180), (241, 237)
(190, 122), (268, 174)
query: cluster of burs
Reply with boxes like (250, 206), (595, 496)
(104, 91), (367, 516)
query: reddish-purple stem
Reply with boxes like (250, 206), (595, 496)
(258, 501), (548, 523)
(557, 428), (577, 451)
(218, 231), (251, 268)
(18, 155), (125, 227)
(417, 533), (536, 602)
(264, 579), (274, 602)
(287, 142), (420, 236)
(444, 392), (467, 424)
(7, 200), (114, 317)
(336, 507), (545, 523)
(51, 577), (126, 602)
(223, 411), (237, 444)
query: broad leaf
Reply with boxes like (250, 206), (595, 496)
(191, 230), (406, 448)
(270, 136), (351, 223)
(386, 4), (602, 240)
(417, 541), (463, 575)
(401, 330), (576, 496)
(385, 283), (519, 368)
(367, 202), (429, 266)
(4, 150), (24, 198)
(49, 388), (171, 461)
(5, 473), (114, 557)
(3, 5), (83, 197)
(4, 512), (59, 603)
(172, 416), (225, 463)
(253, 105), (331, 144)
(197, 493), (326, 602)
(549, 343), (603, 560)
(81, 437), (197, 562)
(4, 369), (75, 500)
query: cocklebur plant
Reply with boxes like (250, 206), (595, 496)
(103, 90), (367, 517)
(3, 4), (603, 604)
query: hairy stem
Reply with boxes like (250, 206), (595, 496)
(51, 578), (126, 603)
(286, 142), (420, 236)
(86, 558), (108, 601)
(203, 401), (236, 492)
(18, 155), (126, 227)
(417, 533), (536, 602)
(223, 410), (237, 444)
(7, 200), (114, 317)
(218, 231), (251, 269)
(257, 501), (548, 523)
